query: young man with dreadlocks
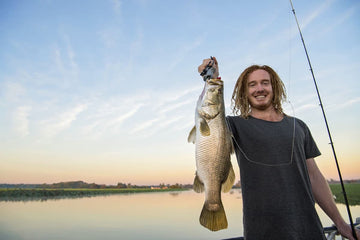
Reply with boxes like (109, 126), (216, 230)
(198, 57), (359, 240)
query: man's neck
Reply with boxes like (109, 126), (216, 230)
(250, 107), (283, 122)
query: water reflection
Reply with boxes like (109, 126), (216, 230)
(0, 190), (358, 240)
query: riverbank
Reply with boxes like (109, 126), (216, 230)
(0, 188), (189, 201)
(1, 183), (359, 204)
(329, 183), (360, 205)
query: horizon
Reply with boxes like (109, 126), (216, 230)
(2, 177), (360, 186)
(1, 0), (359, 185)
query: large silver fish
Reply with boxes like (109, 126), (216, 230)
(188, 78), (235, 231)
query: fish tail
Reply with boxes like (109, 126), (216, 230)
(199, 201), (228, 231)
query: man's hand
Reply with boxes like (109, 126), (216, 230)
(336, 222), (360, 240)
(198, 57), (219, 79)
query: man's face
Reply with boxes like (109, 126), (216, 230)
(247, 69), (274, 111)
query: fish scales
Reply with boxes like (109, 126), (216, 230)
(188, 78), (235, 231)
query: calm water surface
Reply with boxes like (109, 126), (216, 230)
(1, 190), (359, 240)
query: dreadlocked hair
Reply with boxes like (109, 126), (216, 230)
(231, 65), (287, 118)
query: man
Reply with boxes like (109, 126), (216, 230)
(198, 57), (359, 240)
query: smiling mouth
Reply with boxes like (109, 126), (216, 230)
(255, 95), (266, 99)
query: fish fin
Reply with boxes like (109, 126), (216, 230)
(222, 163), (235, 193)
(199, 118), (210, 136)
(193, 173), (204, 193)
(188, 126), (196, 144)
(230, 141), (235, 155)
(200, 201), (228, 231)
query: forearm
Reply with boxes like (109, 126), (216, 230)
(310, 169), (346, 226)
(306, 158), (346, 227)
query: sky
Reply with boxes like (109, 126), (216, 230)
(0, 0), (359, 185)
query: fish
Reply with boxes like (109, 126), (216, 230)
(188, 78), (235, 231)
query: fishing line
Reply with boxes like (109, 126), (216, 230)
(289, 1), (357, 239)
(225, 115), (296, 167)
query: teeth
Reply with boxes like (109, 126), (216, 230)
(255, 96), (265, 99)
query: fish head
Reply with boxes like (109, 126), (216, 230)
(198, 78), (224, 119)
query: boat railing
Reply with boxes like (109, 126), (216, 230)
(324, 217), (360, 240)
(222, 217), (360, 240)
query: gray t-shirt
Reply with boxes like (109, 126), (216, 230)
(226, 115), (325, 240)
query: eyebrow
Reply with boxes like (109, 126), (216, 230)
(248, 79), (270, 84)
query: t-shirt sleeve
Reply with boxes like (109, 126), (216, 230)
(303, 123), (321, 159)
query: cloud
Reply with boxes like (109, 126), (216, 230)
(126, 85), (201, 138)
(158, 98), (194, 115)
(12, 106), (32, 137)
(41, 104), (88, 137)
(293, 103), (318, 114)
(328, 97), (360, 111)
(52, 33), (78, 87)
(319, 4), (357, 36)
(129, 28), (144, 65)
(299, 0), (335, 30)
(63, 34), (78, 73)
(167, 35), (205, 72)
(80, 96), (146, 138)
(130, 117), (161, 134)
(100, 103), (145, 133)
(3, 82), (26, 102)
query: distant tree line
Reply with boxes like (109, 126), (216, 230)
(0, 181), (194, 189)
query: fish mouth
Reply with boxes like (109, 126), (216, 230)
(207, 78), (223, 86)
(203, 101), (216, 106)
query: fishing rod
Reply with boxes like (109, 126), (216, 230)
(289, 1), (357, 239)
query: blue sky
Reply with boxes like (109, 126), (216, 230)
(1, 0), (359, 185)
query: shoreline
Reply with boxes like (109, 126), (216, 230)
(0, 188), (190, 202)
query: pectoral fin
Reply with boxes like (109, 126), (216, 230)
(193, 172), (204, 193)
(188, 126), (196, 144)
(230, 141), (235, 154)
(199, 118), (210, 136)
(222, 163), (235, 193)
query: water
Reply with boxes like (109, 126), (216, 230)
(0, 190), (359, 240)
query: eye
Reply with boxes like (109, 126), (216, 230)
(262, 80), (270, 85)
(248, 82), (256, 87)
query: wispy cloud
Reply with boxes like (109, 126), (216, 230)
(12, 106), (32, 137)
(80, 96), (146, 138)
(127, 26), (144, 71)
(328, 97), (360, 111)
(131, 117), (161, 134)
(319, 4), (358, 36)
(294, 103), (318, 113)
(52, 33), (79, 87)
(3, 82), (26, 102)
(41, 104), (88, 137)
(63, 34), (78, 74)
(158, 98), (193, 115)
(300, 0), (335, 30)
(167, 35), (205, 72)
(99, 103), (145, 134)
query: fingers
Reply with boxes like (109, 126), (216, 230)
(198, 58), (212, 74)
(212, 56), (218, 67)
(198, 57), (219, 75)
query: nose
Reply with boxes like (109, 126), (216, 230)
(255, 83), (264, 92)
